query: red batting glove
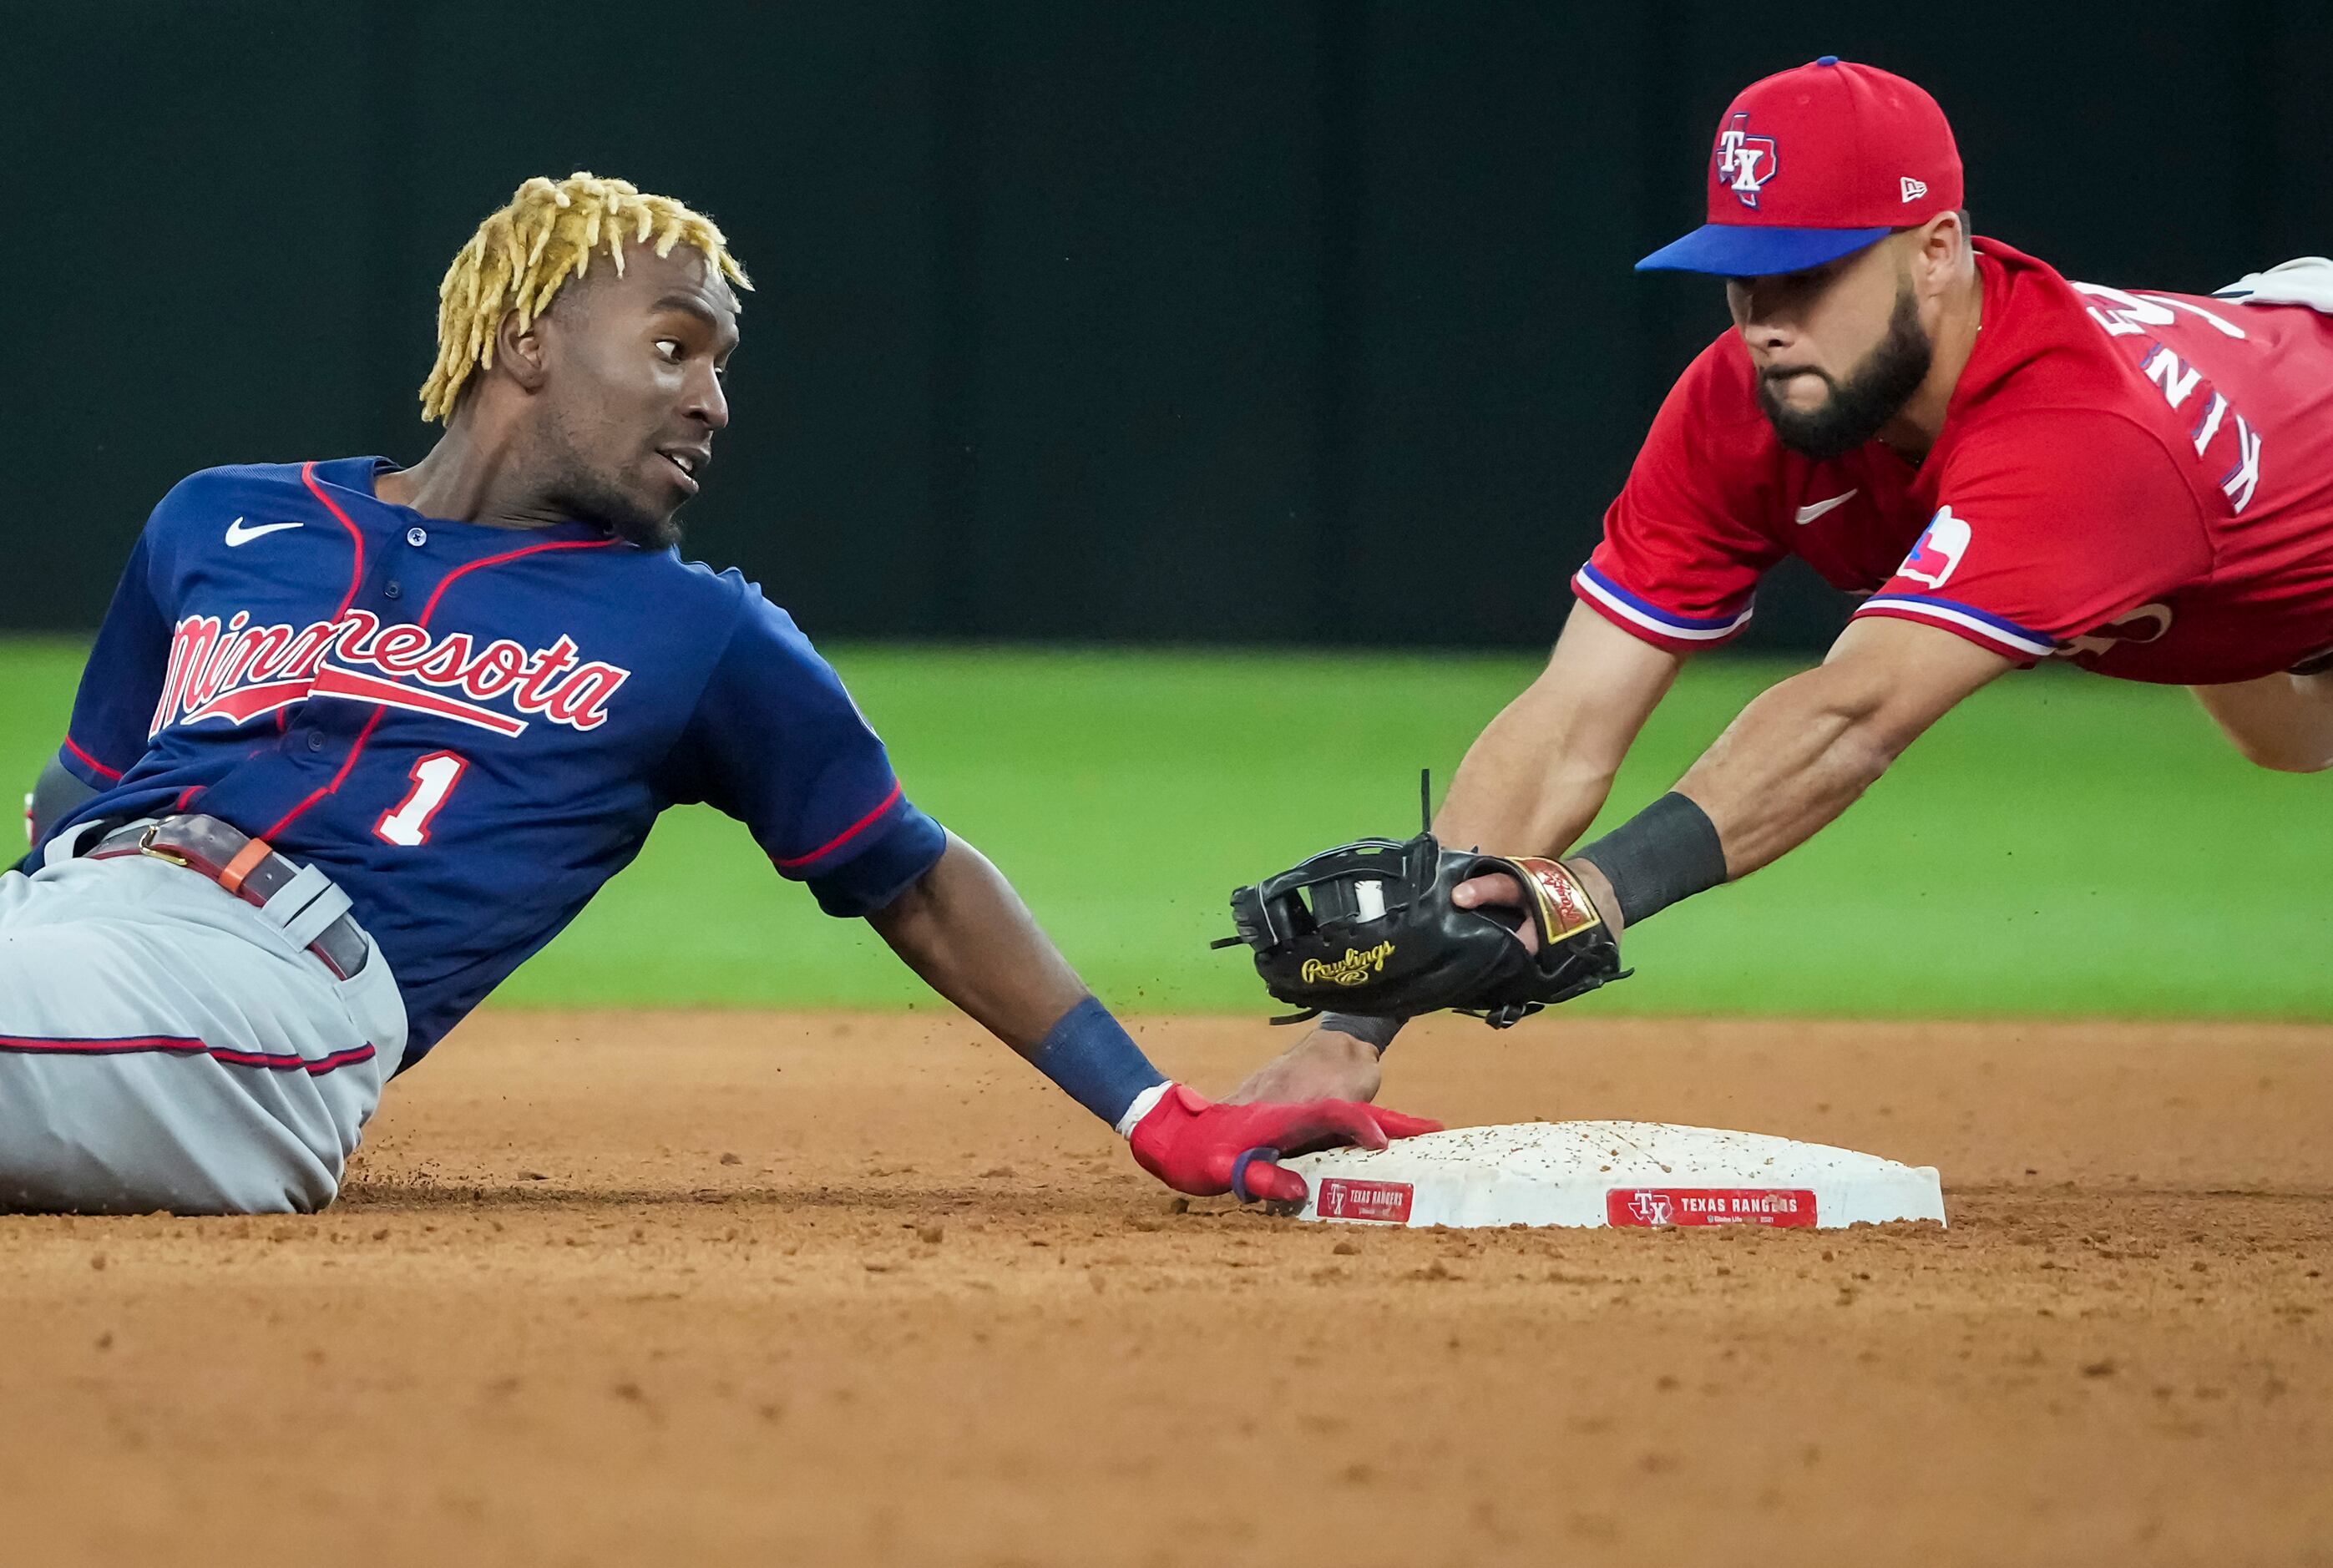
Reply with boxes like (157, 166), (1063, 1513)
(1126, 1083), (1441, 1203)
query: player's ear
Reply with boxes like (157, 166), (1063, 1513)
(1904, 211), (1962, 296)
(494, 311), (552, 395)
(1918, 210), (1965, 274)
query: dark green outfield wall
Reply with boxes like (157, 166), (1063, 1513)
(5, 2), (2328, 649)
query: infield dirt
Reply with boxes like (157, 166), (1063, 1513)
(3, 1013), (2328, 1566)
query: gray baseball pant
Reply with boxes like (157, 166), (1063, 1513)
(0, 837), (406, 1214)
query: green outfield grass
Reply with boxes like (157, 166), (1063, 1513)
(3, 637), (2327, 1019)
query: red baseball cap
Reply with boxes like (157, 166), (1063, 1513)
(1637, 57), (1963, 276)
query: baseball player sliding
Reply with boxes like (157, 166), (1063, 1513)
(4, 173), (1434, 1215)
(1227, 58), (2333, 1100)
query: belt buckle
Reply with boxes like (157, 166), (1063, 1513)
(137, 822), (192, 868)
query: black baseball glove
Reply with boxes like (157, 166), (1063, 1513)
(1215, 830), (1627, 1029)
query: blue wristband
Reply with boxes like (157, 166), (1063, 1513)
(1029, 997), (1169, 1130)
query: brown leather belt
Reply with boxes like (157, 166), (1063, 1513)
(88, 815), (369, 980)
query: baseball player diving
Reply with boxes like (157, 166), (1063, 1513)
(1224, 58), (2333, 1100)
(4, 173), (1434, 1215)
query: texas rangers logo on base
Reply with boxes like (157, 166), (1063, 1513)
(1898, 506), (1971, 589)
(1607, 1188), (1817, 1227)
(1622, 1190), (1674, 1227)
(1316, 1177), (1414, 1224)
(1714, 114), (1779, 208)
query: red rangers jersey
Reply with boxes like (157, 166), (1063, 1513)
(1575, 238), (2333, 684)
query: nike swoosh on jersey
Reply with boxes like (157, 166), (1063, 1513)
(225, 517), (305, 547)
(1793, 490), (1859, 525)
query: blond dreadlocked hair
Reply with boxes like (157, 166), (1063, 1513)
(419, 172), (752, 422)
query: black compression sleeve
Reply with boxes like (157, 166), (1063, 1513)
(1572, 792), (1728, 927)
(1316, 1011), (1404, 1054)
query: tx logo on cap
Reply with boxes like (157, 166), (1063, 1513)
(1714, 113), (1779, 208)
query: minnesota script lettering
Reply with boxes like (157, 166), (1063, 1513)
(150, 609), (632, 739)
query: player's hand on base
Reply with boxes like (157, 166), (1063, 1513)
(1127, 1084), (1439, 1203)
(1222, 1025), (1382, 1106)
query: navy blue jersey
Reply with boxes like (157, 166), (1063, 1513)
(40, 458), (946, 1065)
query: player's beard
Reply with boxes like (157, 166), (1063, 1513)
(597, 499), (683, 553)
(539, 433), (686, 550)
(1755, 283), (1933, 463)
(546, 483), (681, 550)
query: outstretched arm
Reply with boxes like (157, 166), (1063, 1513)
(1236, 617), (2007, 1105)
(1230, 604), (1679, 1104)
(1541, 615), (2010, 933)
(864, 832), (1090, 1054)
(1433, 599), (1685, 856)
(868, 832), (1437, 1200)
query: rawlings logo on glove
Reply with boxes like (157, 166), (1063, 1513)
(1300, 941), (1396, 986)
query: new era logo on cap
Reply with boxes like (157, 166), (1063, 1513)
(1637, 56), (1964, 276)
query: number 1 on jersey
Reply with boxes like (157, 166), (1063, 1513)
(376, 751), (468, 847)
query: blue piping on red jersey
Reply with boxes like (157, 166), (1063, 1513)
(773, 779), (906, 870)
